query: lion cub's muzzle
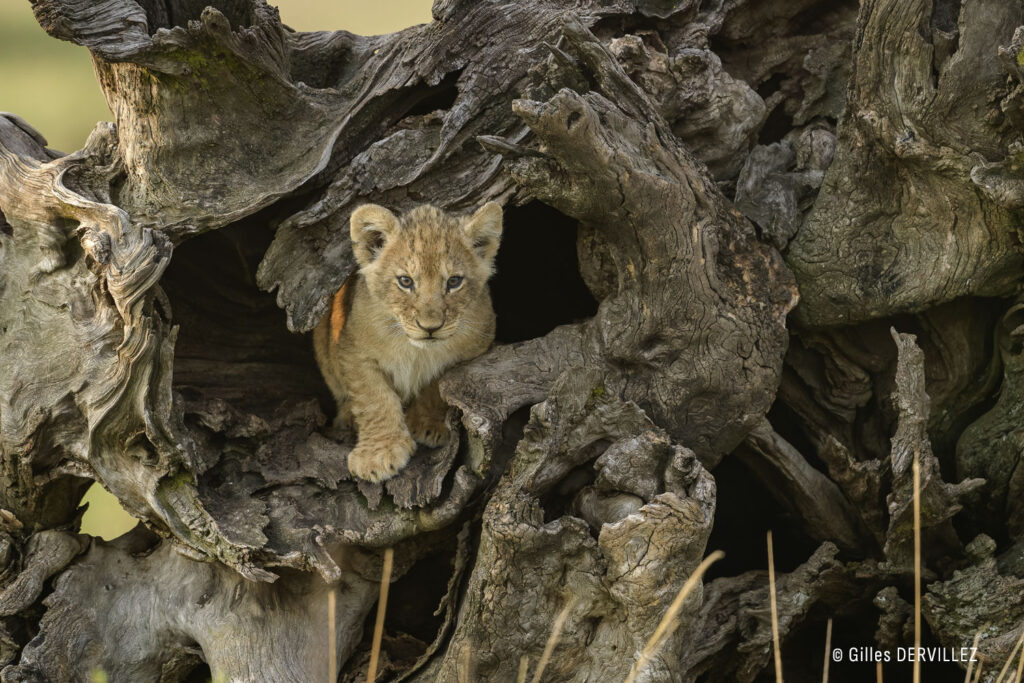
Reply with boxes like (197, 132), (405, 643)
(410, 313), (448, 341)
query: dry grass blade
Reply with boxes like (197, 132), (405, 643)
(973, 660), (984, 683)
(328, 589), (337, 683)
(822, 618), (832, 683)
(1016, 638), (1024, 683)
(768, 531), (783, 683)
(624, 550), (725, 683)
(530, 598), (575, 683)
(517, 655), (529, 683)
(366, 547), (394, 683)
(996, 629), (1024, 683)
(965, 631), (982, 683)
(913, 452), (921, 683)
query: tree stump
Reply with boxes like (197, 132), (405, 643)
(1, 0), (1023, 680)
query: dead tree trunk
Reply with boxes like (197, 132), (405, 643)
(1, 0), (1023, 680)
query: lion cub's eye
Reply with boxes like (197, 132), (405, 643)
(446, 276), (464, 291)
(397, 275), (415, 290)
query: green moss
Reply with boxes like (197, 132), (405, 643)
(162, 469), (195, 491)
(177, 51), (210, 70)
(584, 383), (608, 410)
(1017, 47), (1024, 67)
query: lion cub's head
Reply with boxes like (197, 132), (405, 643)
(350, 203), (503, 347)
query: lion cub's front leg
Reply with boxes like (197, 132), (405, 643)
(405, 380), (450, 448)
(345, 363), (416, 482)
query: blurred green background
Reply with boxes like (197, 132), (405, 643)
(0, 1), (432, 539)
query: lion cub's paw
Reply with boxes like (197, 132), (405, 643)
(348, 432), (415, 482)
(406, 409), (450, 448)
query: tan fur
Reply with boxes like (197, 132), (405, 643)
(313, 202), (503, 482)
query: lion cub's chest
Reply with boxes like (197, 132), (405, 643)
(378, 343), (456, 403)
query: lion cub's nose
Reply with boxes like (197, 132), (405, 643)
(415, 319), (443, 335)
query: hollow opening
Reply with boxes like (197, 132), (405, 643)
(757, 101), (795, 146)
(289, 36), (360, 92)
(541, 460), (600, 525)
(930, 0), (961, 34)
(78, 482), (139, 541)
(384, 545), (454, 644)
(162, 200), (599, 427)
(704, 454), (820, 580)
(135, 0), (256, 33)
(161, 213), (329, 421)
(490, 202), (599, 344)
(157, 198), (604, 487)
(182, 661), (213, 683)
(342, 540), (459, 679)
(29, 476), (92, 536)
(766, 398), (832, 478)
(399, 68), (463, 120)
(756, 72), (784, 100)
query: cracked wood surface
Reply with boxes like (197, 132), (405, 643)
(1, 0), (1024, 680)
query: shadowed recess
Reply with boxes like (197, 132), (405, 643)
(340, 541), (458, 679)
(161, 200), (599, 421)
(490, 202), (599, 344)
(704, 455), (819, 580)
(134, 0), (257, 32)
(161, 215), (328, 418)
(400, 68), (462, 120)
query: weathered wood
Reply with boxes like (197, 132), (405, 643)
(2, 0), (1024, 679)
(734, 418), (863, 552)
(787, 0), (1024, 325)
(11, 527), (379, 682)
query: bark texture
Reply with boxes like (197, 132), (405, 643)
(1, 0), (1023, 680)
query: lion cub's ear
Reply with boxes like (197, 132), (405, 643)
(462, 202), (503, 263)
(350, 204), (401, 267)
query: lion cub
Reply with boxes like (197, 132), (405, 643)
(313, 203), (503, 482)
